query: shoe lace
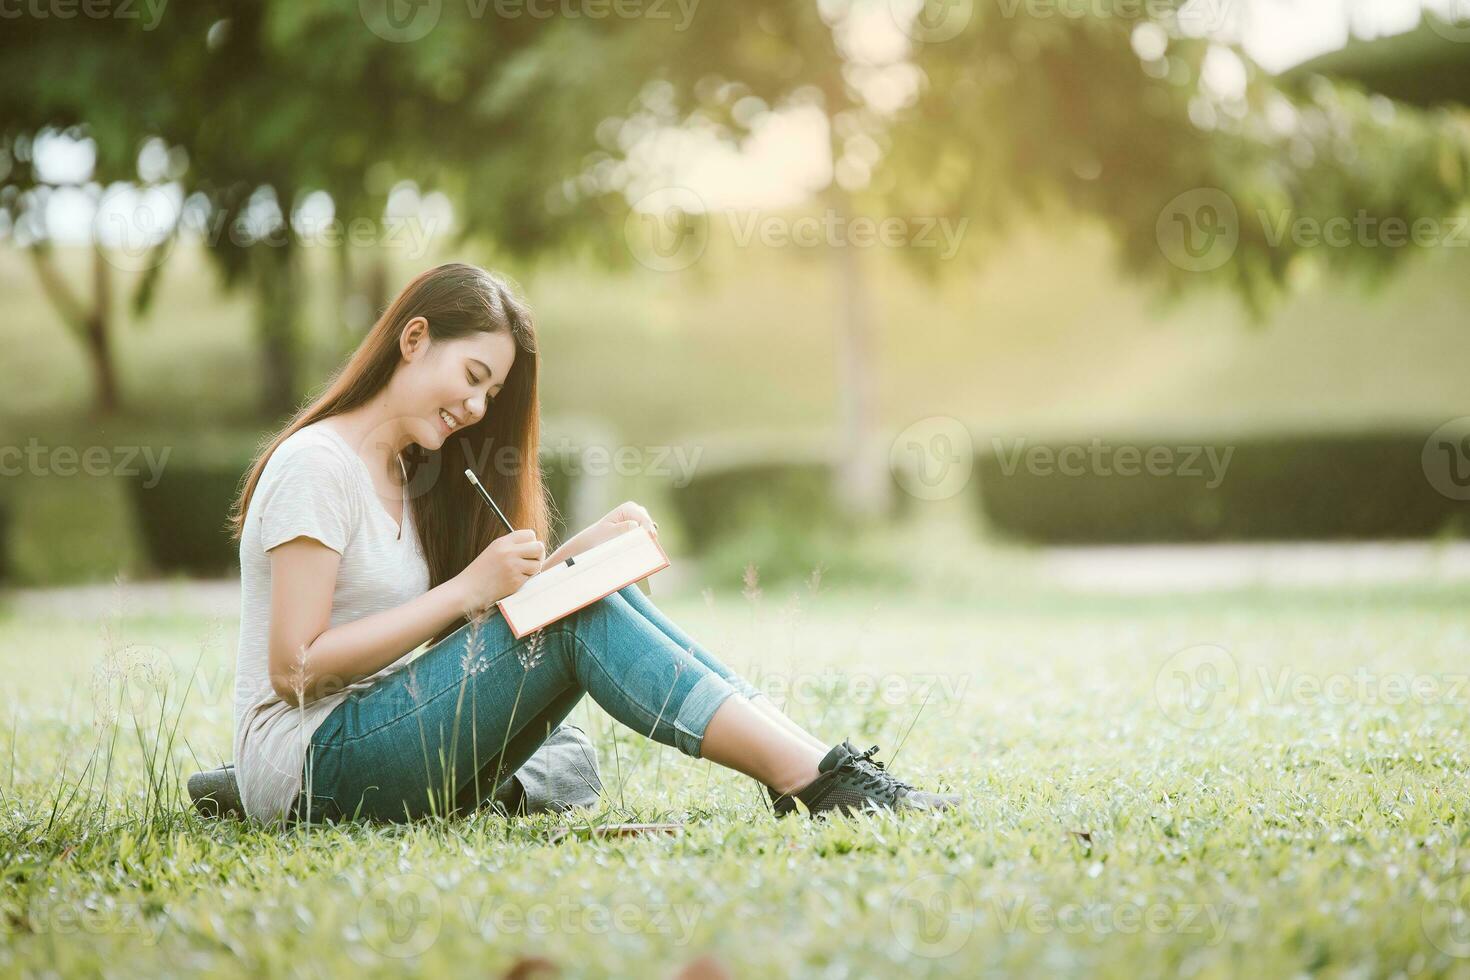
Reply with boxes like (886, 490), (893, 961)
(848, 743), (916, 793)
(839, 744), (911, 799)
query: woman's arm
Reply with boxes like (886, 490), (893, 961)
(268, 527), (544, 706)
(267, 537), (476, 706)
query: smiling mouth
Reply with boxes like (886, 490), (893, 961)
(438, 408), (460, 433)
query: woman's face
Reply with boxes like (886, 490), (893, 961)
(396, 317), (517, 451)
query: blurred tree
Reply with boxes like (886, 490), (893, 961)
(559, 2), (1470, 517)
(891, 6), (1470, 311)
(1, 2), (664, 418)
(6, 0), (1467, 447)
(1287, 12), (1470, 109)
(584, 3), (923, 517)
(0, 16), (160, 416)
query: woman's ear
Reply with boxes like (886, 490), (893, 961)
(399, 316), (430, 360)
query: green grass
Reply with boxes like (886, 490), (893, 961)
(3, 574), (1470, 976)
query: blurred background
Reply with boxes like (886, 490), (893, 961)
(3, 0), (1470, 598)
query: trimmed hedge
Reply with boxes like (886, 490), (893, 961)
(0, 496), (9, 584)
(976, 432), (1470, 544)
(668, 462), (841, 555)
(668, 460), (919, 551)
(129, 463), (247, 575)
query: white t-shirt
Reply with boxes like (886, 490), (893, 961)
(233, 421), (431, 823)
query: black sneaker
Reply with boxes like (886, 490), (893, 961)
(767, 741), (959, 818)
(837, 739), (961, 812)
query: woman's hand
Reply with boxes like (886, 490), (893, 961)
(543, 501), (660, 568)
(454, 529), (546, 616)
(597, 500), (659, 542)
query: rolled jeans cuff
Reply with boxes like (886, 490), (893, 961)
(672, 671), (740, 758)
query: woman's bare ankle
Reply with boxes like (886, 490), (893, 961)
(768, 756), (822, 796)
(700, 696), (824, 794)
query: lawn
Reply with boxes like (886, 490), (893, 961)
(2, 574), (1469, 977)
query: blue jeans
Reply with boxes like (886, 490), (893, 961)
(292, 584), (764, 823)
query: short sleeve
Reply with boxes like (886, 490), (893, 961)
(257, 444), (358, 555)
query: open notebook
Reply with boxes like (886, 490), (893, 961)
(497, 525), (670, 638)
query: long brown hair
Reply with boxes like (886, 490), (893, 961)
(229, 262), (552, 643)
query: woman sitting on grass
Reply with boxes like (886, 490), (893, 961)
(227, 261), (958, 826)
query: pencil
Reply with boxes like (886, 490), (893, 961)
(463, 468), (516, 533)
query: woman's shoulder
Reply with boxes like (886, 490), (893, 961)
(260, 423), (359, 488)
(248, 422), (363, 549)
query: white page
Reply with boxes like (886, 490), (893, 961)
(499, 527), (666, 636)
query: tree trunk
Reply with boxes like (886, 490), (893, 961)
(826, 185), (890, 519)
(251, 243), (302, 419)
(27, 243), (121, 415)
(87, 245), (120, 416)
(366, 248), (390, 321)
